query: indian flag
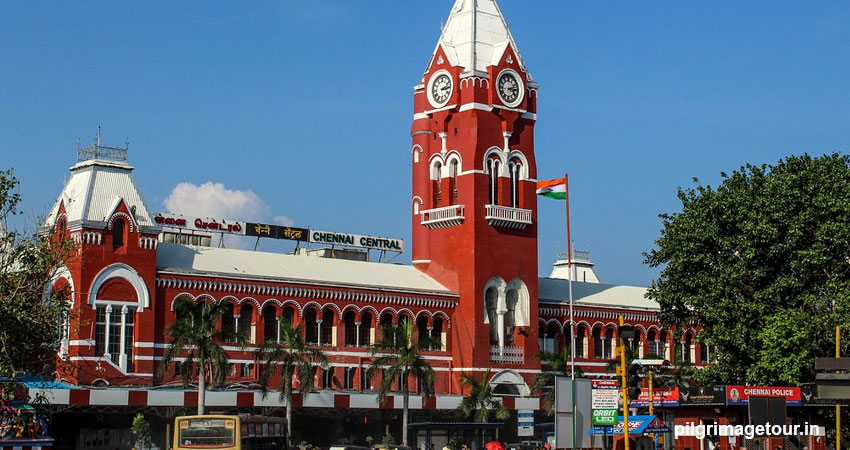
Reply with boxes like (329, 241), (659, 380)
(536, 178), (567, 200)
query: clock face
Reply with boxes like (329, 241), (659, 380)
(497, 70), (523, 107)
(428, 71), (453, 108)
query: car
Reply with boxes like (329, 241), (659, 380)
(372, 444), (413, 450)
(506, 443), (534, 450)
(330, 446), (372, 450)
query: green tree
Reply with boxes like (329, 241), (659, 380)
(366, 320), (439, 446)
(457, 367), (510, 422)
(256, 317), (327, 445)
(0, 169), (72, 379)
(645, 153), (850, 385)
(532, 346), (584, 415)
(158, 296), (247, 415)
(457, 368), (509, 445)
(131, 413), (153, 450)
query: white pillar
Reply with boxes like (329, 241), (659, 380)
(355, 323), (361, 347)
(496, 311), (505, 349)
(234, 314), (241, 336)
(317, 319), (323, 345)
(276, 314), (281, 343)
(103, 304), (112, 359)
(119, 305), (128, 371)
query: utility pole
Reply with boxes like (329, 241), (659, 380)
(838, 325), (841, 450)
(648, 370), (655, 449)
(619, 315), (630, 450)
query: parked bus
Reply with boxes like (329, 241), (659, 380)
(173, 414), (288, 450)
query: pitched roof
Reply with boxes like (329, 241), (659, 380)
(431, 0), (529, 76)
(156, 243), (456, 296)
(45, 159), (159, 232)
(538, 278), (658, 311)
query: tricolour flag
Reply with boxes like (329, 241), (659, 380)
(536, 178), (567, 200)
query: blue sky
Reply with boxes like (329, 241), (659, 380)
(2, 1), (849, 287)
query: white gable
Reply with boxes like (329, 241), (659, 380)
(45, 159), (159, 232)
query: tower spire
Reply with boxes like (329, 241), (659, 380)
(428, 0), (530, 77)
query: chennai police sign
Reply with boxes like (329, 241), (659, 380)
(309, 230), (404, 252)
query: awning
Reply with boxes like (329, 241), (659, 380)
(588, 415), (672, 435)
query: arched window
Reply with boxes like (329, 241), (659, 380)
(449, 159), (459, 205)
(359, 312), (373, 347)
(545, 323), (559, 354)
(485, 288), (498, 343)
(604, 328), (614, 359)
(222, 302), (236, 342)
(593, 327), (604, 359)
(505, 289), (518, 344)
(344, 311), (357, 347)
(659, 330), (668, 359)
(575, 327), (586, 358)
(305, 309), (319, 344)
(432, 161), (442, 207)
(238, 304), (253, 343)
(629, 329), (643, 357)
(281, 306), (295, 327)
(432, 317), (444, 351)
(113, 219), (125, 249)
(416, 316), (430, 345)
(263, 307), (278, 343)
(683, 333), (693, 363)
(488, 158), (501, 205)
(699, 342), (709, 364)
(321, 310), (335, 345)
(648, 330), (659, 357)
(509, 160), (522, 208)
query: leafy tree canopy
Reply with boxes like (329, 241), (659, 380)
(646, 153), (850, 386)
(0, 169), (71, 379)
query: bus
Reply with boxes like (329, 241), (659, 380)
(173, 414), (288, 450)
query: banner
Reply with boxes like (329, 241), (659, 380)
(592, 380), (619, 426)
(309, 230), (404, 252)
(589, 415), (672, 435)
(517, 410), (534, 437)
(155, 213), (246, 235)
(726, 386), (801, 406)
(679, 386), (726, 406)
(245, 223), (309, 242)
(628, 387), (679, 408)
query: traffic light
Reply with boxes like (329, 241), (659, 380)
(627, 363), (642, 401)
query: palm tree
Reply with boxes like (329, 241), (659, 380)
(256, 317), (328, 445)
(366, 319), (440, 446)
(532, 346), (585, 415)
(457, 368), (510, 445)
(159, 296), (247, 415)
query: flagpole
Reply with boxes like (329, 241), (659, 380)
(566, 173), (576, 450)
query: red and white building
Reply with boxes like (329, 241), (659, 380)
(34, 0), (707, 448)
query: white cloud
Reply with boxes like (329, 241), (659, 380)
(163, 182), (270, 221)
(273, 215), (294, 226)
(163, 182), (295, 250)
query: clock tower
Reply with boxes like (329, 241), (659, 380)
(411, 0), (540, 387)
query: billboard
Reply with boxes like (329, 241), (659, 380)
(726, 386), (801, 406)
(555, 377), (592, 449)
